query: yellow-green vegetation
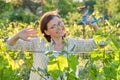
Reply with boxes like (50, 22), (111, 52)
(0, 0), (120, 80)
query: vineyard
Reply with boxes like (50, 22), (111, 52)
(0, 0), (120, 80)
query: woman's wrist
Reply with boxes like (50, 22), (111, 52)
(7, 34), (20, 46)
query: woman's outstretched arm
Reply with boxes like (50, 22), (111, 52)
(6, 28), (38, 51)
(7, 28), (38, 46)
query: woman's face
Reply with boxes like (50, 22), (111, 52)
(44, 16), (65, 38)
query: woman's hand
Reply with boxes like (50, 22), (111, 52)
(17, 28), (38, 41)
(7, 28), (38, 46)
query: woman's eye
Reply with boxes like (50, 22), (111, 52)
(51, 25), (57, 29)
(51, 26), (54, 29)
(60, 23), (63, 26)
(59, 22), (64, 26)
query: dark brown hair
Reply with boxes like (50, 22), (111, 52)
(77, 6), (87, 13)
(39, 11), (60, 42)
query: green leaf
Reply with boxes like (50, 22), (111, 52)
(68, 55), (79, 72)
(111, 38), (120, 50)
(48, 70), (62, 80)
(37, 67), (48, 75)
(66, 71), (79, 80)
(48, 56), (68, 79)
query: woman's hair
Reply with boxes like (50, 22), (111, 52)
(39, 11), (60, 42)
(77, 6), (88, 13)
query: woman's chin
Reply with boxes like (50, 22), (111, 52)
(56, 34), (65, 38)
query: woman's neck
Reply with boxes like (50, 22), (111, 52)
(52, 37), (63, 45)
(51, 37), (64, 51)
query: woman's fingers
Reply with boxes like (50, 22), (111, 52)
(27, 28), (38, 33)
(26, 28), (34, 30)
(27, 30), (38, 34)
(27, 29), (38, 38)
(27, 33), (38, 37)
(30, 35), (38, 38)
(18, 28), (39, 41)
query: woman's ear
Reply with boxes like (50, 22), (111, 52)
(44, 30), (50, 35)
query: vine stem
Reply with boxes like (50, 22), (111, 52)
(32, 65), (47, 80)
(119, 51), (120, 65)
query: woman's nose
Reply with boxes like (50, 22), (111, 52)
(57, 25), (63, 30)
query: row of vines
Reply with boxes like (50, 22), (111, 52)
(0, 0), (120, 80)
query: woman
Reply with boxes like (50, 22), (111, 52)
(6, 11), (96, 80)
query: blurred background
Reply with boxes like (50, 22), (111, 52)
(0, 0), (120, 80)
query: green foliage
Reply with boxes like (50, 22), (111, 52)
(94, 0), (120, 25)
(43, 0), (81, 17)
(0, 0), (120, 80)
(106, 0), (120, 24)
(0, 0), (14, 14)
(0, 22), (34, 80)
(9, 0), (23, 7)
(0, 0), (14, 26)
(9, 9), (39, 23)
(0, 1), (38, 26)
(85, 0), (96, 14)
(45, 50), (79, 80)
